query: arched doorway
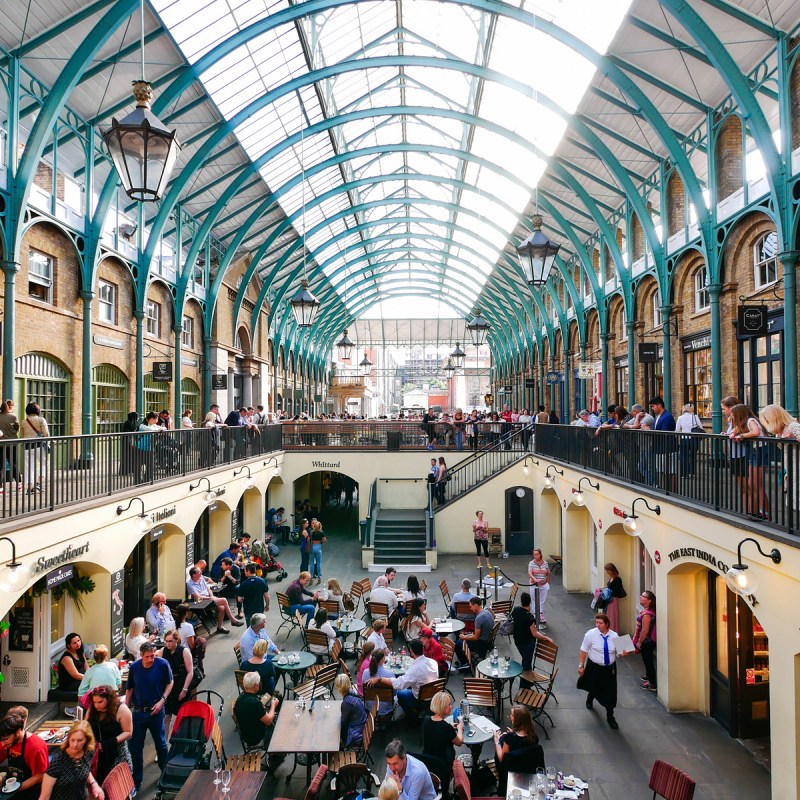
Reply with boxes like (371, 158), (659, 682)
(292, 470), (360, 538)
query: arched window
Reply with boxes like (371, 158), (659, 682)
(14, 353), (70, 436)
(694, 266), (710, 312)
(91, 364), (129, 434)
(181, 378), (200, 421)
(753, 231), (778, 289)
(144, 373), (169, 415)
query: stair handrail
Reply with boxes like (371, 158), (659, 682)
(436, 428), (527, 508)
(363, 478), (378, 547)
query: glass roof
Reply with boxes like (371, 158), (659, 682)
(151, 0), (633, 317)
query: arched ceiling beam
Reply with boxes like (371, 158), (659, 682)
(696, 0), (780, 37)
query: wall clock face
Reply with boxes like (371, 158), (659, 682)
(515, 488), (526, 498)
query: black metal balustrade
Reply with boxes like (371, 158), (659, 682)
(533, 424), (800, 536)
(0, 425), (282, 521)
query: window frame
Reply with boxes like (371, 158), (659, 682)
(652, 289), (663, 329)
(97, 279), (117, 325)
(694, 267), (710, 312)
(753, 231), (778, 289)
(181, 315), (194, 349)
(145, 300), (161, 338)
(28, 249), (54, 304)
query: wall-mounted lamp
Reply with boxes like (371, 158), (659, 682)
(522, 456), (539, 477)
(622, 497), (662, 534)
(116, 496), (155, 533)
(725, 537), (781, 598)
(0, 538), (31, 593)
(572, 476), (600, 507)
(263, 456), (282, 477)
(189, 476), (217, 506)
(234, 466), (255, 490)
(543, 465), (563, 490)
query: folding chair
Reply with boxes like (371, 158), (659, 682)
(233, 642), (242, 665)
(487, 619), (502, 651)
(231, 706), (267, 756)
(363, 683), (395, 728)
(210, 721), (226, 765)
(520, 639), (559, 703)
(305, 628), (332, 659)
(648, 760), (697, 800)
(227, 752), (262, 771)
(276, 592), (304, 640)
(462, 677), (499, 721)
(513, 668), (559, 739)
(453, 602), (475, 632)
(439, 580), (451, 609)
(440, 638), (456, 689)
(274, 765), (329, 800)
(234, 670), (248, 695)
(329, 638), (343, 664)
(318, 598), (340, 616)
(292, 662), (339, 701)
(365, 601), (390, 626)
(349, 581), (365, 615)
(101, 763), (134, 800)
(417, 678), (451, 716)
(508, 582), (519, 606)
(329, 705), (375, 773)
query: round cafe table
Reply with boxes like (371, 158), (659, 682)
(432, 618), (465, 637)
(386, 654), (413, 676)
(477, 658), (523, 718)
(445, 714), (493, 773)
(334, 617), (366, 656)
(273, 651), (317, 693)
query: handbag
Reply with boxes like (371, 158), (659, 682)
(691, 415), (704, 435)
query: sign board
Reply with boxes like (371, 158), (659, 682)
(484, 393), (494, 406)
(9, 606), (34, 652)
(737, 304), (768, 337)
(212, 374), (228, 391)
(152, 361), (173, 382)
(46, 564), (74, 590)
(149, 526), (165, 542)
(231, 507), (239, 538)
(638, 342), (659, 362)
(524, 378), (536, 389)
(185, 531), (195, 570)
(545, 371), (562, 385)
(314, 394), (323, 402)
(577, 362), (595, 379)
(503, 385), (512, 394)
(110, 570), (125, 656)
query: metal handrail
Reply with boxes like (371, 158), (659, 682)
(363, 478), (378, 548)
(533, 423), (800, 537)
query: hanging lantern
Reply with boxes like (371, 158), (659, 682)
(336, 329), (355, 361)
(360, 352), (373, 376)
(103, 81), (181, 202)
(516, 214), (561, 287)
(443, 357), (456, 376)
(450, 342), (466, 370)
(289, 279), (321, 328)
(466, 309), (491, 347)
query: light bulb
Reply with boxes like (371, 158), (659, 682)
(244, 477), (255, 490)
(137, 514), (155, 533)
(573, 491), (585, 507)
(726, 566), (758, 596)
(523, 465), (529, 477)
(543, 477), (553, 489)
(0, 563), (31, 593)
(203, 490), (217, 505)
(622, 515), (638, 534)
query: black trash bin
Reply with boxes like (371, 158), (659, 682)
(387, 430), (402, 451)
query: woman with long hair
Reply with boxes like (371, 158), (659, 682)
(404, 598), (431, 641)
(492, 705), (542, 793)
(39, 721), (103, 800)
(124, 617), (151, 661)
(633, 591), (657, 692)
(85, 686), (133, 785)
(57, 633), (87, 695)
(363, 650), (395, 716)
(335, 674), (368, 748)
(404, 576), (424, 602)
(160, 629), (195, 738)
(598, 562), (626, 633)
(729, 403), (768, 517)
(355, 641), (376, 696)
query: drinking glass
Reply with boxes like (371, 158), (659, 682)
(213, 759), (222, 785)
(221, 769), (232, 793)
(546, 766), (557, 782)
(294, 700), (302, 718)
(546, 779), (556, 798)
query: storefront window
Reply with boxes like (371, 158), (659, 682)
(143, 374), (169, 415)
(714, 576), (729, 678)
(92, 364), (128, 434)
(614, 358), (628, 408)
(50, 591), (65, 646)
(181, 378), (200, 421)
(684, 335), (713, 418)
(738, 316), (783, 414)
(14, 353), (70, 436)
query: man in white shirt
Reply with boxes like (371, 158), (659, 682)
(370, 575), (400, 615)
(577, 613), (630, 730)
(366, 639), (438, 720)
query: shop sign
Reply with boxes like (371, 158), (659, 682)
(149, 526), (165, 542)
(181, 357), (198, 367)
(577, 362), (595, 379)
(9, 606), (34, 652)
(638, 342), (659, 362)
(34, 541), (89, 574)
(93, 334), (124, 350)
(153, 362), (172, 382)
(484, 393), (494, 406)
(503, 385), (512, 394)
(46, 565), (74, 590)
(524, 378), (536, 388)
(312, 460), (341, 468)
(231, 507), (239, 537)
(614, 357), (629, 369)
(185, 531), (195, 570)
(153, 506), (176, 522)
(314, 394), (323, 402)
(212, 374), (228, 391)
(666, 547), (729, 574)
(737, 305), (768, 337)
(111, 570), (125, 656)
(546, 372), (562, 385)
(682, 334), (712, 353)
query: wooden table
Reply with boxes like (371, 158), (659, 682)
(507, 771), (588, 799)
(268, 699), (342, 783)
(174, 769), (269, 800)
(33, 720), (73, 748)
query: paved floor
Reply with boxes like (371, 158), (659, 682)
(136, 510), (770, 800)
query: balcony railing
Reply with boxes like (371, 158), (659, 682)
(533, 424), (800, 536)
(0, 425), (282, 521)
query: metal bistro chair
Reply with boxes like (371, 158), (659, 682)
(349, 581), (365, 615)
(234, 670), (248, 695)
(292, 662), (339, 702)
(417, 678), (451, 717)
(305, 628), (332, 660)
(520, 639), (559, 702)
(328, 706), (376, 774)
(363, 683), (395, 729)
(365, 601), (390, 627)
(439, 580), (451, 609)
(232, 642), (242, 666)
(513, 668), (559, 739)
(462, 677), (499, 722)
(318, 598), (340, 617)
(276, 592), (304, 640)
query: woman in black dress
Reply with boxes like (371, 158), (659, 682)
(492, 706), (542, 792)
(56, 633), (88, 697)
(39, 722), (103, 800)
(422, 692), (463, 793)
(161, 630), (194, 739)
(85, 686), (133, 785)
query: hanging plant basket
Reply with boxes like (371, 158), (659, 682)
(29, 570), (96, 615)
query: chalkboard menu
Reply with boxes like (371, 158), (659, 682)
(9, 605), (34, 652)
(186, 531), (195, 570)
(111, 570), (125, 656)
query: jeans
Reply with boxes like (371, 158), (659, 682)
(310, 544), (323, 578)
(397, 688), (420, 718)
(289, 603), (315, 625)
(130, 708), (168, 788)
(454, 431), (464, 451)
(519, 641), (536, 687)
(640, 639), (657, 686)
(300, 548), (310, 573)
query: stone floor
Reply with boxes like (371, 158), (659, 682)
(133, 507), (770, 800)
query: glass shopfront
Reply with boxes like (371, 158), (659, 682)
(683, 333), (712, 418)
(614, 356), (628, 408)
(737, 311), (783, 415)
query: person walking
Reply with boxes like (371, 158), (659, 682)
(633, 591), (657, 692)
(39, 722), (103, 800)
(125, 642), (174, 793)
(472, 510), (490, 569)
(21, 402), (49, 495)
(527, 549), (551, 629)
(309, 520), (326, 584)
(85, 686), (133, 786)
(0, 399), (22, 490)
(577, 613), (631, 730)
(510, 592), (554, 684)
(597, 563), (626, 634)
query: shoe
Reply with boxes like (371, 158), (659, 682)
(236, 611), (244, 619)
(607, 716), (619, 730)
(216, 627), (230, 634)
(64, 706), (78, 718)
(231, 619), (244, 627)
(641, 682), (657, 692)
(585, 697), (593, 710)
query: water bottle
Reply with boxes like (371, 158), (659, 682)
(460, 698), (470, 722)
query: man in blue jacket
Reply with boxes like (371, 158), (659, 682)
(649, 396), (677, 491)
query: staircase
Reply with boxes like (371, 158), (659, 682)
(371, 508), (430, 571)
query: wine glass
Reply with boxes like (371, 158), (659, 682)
(546, 766), (556, 782)
(221, 769), (232, 793)
(294, 700), (302, 718)
(213, 759), (222, 785)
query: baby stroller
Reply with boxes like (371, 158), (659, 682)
(154, 434), (181, 475)
(251, 538), (288, 582)
(154, 690), (224, 800)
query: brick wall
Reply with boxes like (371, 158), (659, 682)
(667, 172), (685, 236)
(715, 114), (743, 201)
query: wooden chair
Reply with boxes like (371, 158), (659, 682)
(417, 678), (451, 716)
(462, 640), (478, 676)
(462, 677), (499, 721)
(508, 581), (519, 606)
(453, 758), (495, 800)
(234, 669), (248, 695)
(440, 638), (456, 688)
(329, 637), (343, 664)
(231, 706), (266, 756)
(520, 639), (559, 702)
(363, 683), (395, 727)
(273, 764), (329, 800)
(453, 602), (475, 632)
(292, 662), (339, 701)
(330, 762), (379, 794)
(349, 581), (365, 614)
(439, 579), (451, 608)
(487, 619), (502, 650)
(329, 710), (375, 773)
(101, 763), (134, 800)
(648, 760), (697, 800)
(318, 598), (340, 616)
(276, 592), (303, 640)
(490, 600), (512, 621)
(305, 628), (332, 658)
(548, 554), (562, 575)
(210, 721), (225, 765)
(513, 668), (559, 739)
(338, 658), (351, 680)
(227, 752), (262, 771)
(233, 642), (242, 665)
(360, 577), (372, 601)
(365, 601), (390, 625)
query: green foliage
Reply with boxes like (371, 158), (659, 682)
(29, 570), (97, 615)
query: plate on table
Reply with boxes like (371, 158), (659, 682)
(3, 782), (20, 793)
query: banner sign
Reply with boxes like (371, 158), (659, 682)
(111, 570), (125, 656)
(577, 362), (595, 379)
(153, 361), (172, 382)
(546, 372), (562, 385)
(46, 565), (74, 590)
(737, 305), (768, 337)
